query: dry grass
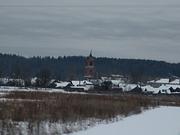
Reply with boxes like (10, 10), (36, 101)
(153, 94), (180, 106)
(0, 92), (180, 135)
(0, 92), (157, 122)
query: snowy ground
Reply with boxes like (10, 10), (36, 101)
(70, 106), (180, 135)
(0, 86), (86, 94)
(0, 86), (87, 102)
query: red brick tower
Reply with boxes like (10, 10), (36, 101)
(84, 51), (95, 79)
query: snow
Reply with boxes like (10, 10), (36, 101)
(170, 79), (180, 84)
(148, 78), (180, 84)
(0, 86), (86, 94)
(0, 119), (101, 135)
(141, 84), (180, 94)
(149, 78), (180, 85)
(142, 85), (158, 93)
(0, 78), (25, 85)
(31, 77), (37, 84)
(0, 78), (9, 84)
(142, 85), (167, 94)
(121, 84), (138, 91)
(148, 78), (170, 84)
(111, 80), (122, 86)
(155, 78), (169, 84)
(56, 81), (71, 88)
(1, 106), (179, 135)
(0, 98), (41, 102)
(71, 80), (93, 86)
(70, 106), (180, 135)
(71, 80), (94, 91)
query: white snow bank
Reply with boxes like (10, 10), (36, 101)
(70, 106), (180, 135)
(0, 86), (86, 94)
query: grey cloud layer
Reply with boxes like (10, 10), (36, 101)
(0, 0), (180, 62)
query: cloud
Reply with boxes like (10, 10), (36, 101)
(0, 0), (180, 62)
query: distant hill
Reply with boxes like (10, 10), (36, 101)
(0, 53), (180, 81)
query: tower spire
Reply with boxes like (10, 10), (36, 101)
(84, 50), (95, 79)
(90, 50), (92, 57)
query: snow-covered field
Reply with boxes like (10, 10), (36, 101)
(70, 106), (180, 135)
(0, 86), (180, 135)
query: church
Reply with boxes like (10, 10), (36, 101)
(84, 51), (95, 79)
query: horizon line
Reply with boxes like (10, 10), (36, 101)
(0, 52), (178, 64)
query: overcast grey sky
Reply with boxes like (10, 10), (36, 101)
(0, 0), (180, 62)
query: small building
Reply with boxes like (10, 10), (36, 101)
(71, 80), (94, 91)
(55, 81), (73, 89)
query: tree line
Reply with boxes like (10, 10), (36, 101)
(0, 53), (180, 81)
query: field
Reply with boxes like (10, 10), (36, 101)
(0, 89), (180, 135)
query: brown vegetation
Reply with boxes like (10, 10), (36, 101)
(0, 92), (157, 122)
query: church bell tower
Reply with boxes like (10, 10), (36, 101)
(84, 51), (95, 79)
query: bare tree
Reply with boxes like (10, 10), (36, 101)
(36, 68), (51, 88)
(129, 69), (145, 87)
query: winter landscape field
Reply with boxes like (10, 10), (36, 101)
(1, 0), (180, 134)
(71, 106), (180, 135)
(0, 86), (180, 135)
(0, 87), (153, 134)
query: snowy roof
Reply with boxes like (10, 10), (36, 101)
(55, 82), (71, 88)
(70, 80), (94, 91)
(122, 84), (138, 91)
(170, 79), (180, 84)
(148, 78), (170, 84)
(148, 78), (180, 85)
(155, 79), (169, 84)
(142, 84), (180, 94)
(111, 74), (124, 78)
(31, 77), (38, 84)
(71, 80), (93, 86)
(111, 80), (123, 85)
(0, 78), (9, 84)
